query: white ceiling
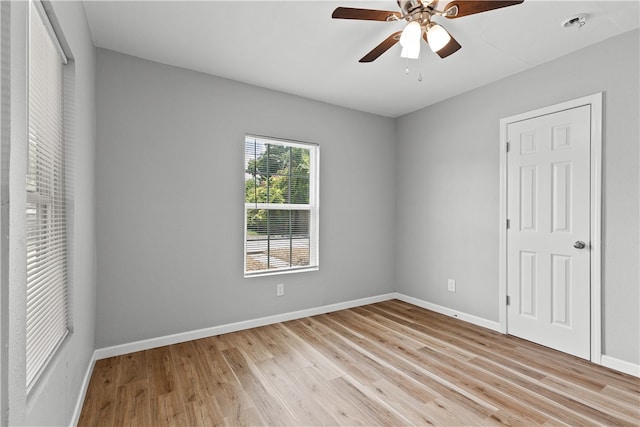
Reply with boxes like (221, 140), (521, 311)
(82, 0), (640, 117)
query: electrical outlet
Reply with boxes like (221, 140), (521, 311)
(447, 279), (456, 292)
(276, 283), (284, 297)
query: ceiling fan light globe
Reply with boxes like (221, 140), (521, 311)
(400, 21), (421, 59)
(400, 21), (421, 47)
(427, 24), (451, 53)
(400, 45), (420, 59)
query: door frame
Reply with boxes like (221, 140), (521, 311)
(498, 93), (603, 363)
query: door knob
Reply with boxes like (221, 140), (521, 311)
(574, 241), (586, 249)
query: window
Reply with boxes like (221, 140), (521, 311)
(26, 1), (69, 391)
(244, 135), (319, 276)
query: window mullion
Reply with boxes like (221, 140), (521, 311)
(288, 146), (291, 204)
(253, 137), (258, 209)
(266, 144), (270, 205)
(266, 209), (271, 269)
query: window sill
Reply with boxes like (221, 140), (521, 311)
(244, 266), (319, 278)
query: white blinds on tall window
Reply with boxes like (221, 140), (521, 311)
(26, 1), (69, 390)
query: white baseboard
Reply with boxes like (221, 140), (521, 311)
(601, 355), (640, 378)
(394, 292), (501, 332)
(70, 351), (97, 427)
(95, 292), (503, 361)
(94, 293), (396, 360)
(390, 295), (638, 378)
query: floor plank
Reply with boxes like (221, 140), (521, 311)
(78, 300), (640, 426)
(77, 357), (118, 427)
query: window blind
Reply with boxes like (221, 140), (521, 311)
(244, 135), (319, 276)
(26, 1), (69, 390)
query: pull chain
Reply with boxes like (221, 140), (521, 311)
(404, 56), (423, 82)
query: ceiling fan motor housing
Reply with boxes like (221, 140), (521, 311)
(397, 0), (424, 16)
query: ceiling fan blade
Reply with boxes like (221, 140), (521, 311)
(332, 7), (401, 21)
(443, 1), (524, 19)
(359, 32), (402, 63)
(423, 31), (461, 58)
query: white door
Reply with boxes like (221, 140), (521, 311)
(507, 105), (591, 359)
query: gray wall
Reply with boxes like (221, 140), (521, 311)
(395, 30), (639, 365)
(95, 49), (397, 348)
(96, 30), (638, 367)
(3, 1), (96, 425)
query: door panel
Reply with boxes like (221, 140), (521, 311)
(551, 254), (571, 326)
(519, 166), (537, 232)
(519, 251), (537, 317)
(552, 161), (572, 233)
(507, 105), (591, 359)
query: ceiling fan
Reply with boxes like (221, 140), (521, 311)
(332, 0), (524, 62)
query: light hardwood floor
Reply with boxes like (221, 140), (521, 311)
(78, 300), (640, 426)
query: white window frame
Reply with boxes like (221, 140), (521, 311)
(26, 0), (70, 392)
(244, 135), (319, 277)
